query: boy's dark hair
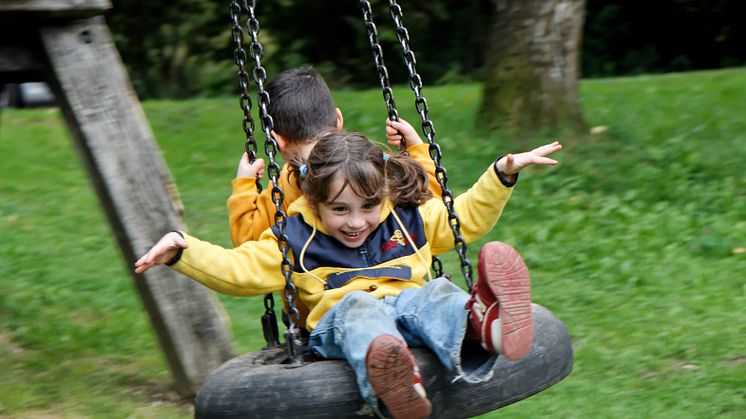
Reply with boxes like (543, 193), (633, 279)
(293, 131), (432, 208)
(266, 67), (338, 144)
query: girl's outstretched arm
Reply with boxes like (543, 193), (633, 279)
(422, 141), (562, 254)
(137, 230), (286, 296)
(134, 231), (188, 273)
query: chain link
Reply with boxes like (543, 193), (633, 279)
(387, 0), (474, 290)
(242, 0), (304, 361)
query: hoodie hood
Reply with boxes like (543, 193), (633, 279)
(287, 196), (396, 236)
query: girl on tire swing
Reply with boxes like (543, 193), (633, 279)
(135, 120), (562, 419)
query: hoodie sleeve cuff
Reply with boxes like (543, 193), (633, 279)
(165, 231), (185, 266)
(493, 157), (518, 187)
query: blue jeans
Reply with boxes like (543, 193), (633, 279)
(308, 277), (499, 410)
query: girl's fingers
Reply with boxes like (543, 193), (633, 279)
(505, 154), (514, 165)
(533, 157), (558, 165)
(386, 125), (402, 140)
(136, 251), (153, 266)
(134, 256), (151, 273)
(533, 142), (562, 156)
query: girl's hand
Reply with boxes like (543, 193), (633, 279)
(386, 118), (423, 148)
(134, 232), (188, 274)
(236, 152), (265, 179)
(497, 141), (563, 175)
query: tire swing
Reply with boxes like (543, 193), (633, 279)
(195, 2), (573, 418)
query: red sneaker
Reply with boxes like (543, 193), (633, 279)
(366, 335), (432, 419)
(466, 242), (533, 360)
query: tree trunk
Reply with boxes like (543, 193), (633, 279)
(477, 0), (586, 132)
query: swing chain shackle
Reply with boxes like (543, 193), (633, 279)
(387, 0), (475, 290)
(243, 0), (304, 362)
(229, 0), (262, 192)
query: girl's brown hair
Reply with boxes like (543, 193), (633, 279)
(291, 131), (432, 208)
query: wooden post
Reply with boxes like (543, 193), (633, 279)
(1, 1), (235, 397)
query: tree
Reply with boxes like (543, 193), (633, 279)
(477, 0), (586, 132)
(107, 0), (230, 98)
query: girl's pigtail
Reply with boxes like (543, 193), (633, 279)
(385, 155), (432, 207)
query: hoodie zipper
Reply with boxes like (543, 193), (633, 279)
(358, 245), (371, 266)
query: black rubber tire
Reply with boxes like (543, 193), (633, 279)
(195, 304), (573, 418)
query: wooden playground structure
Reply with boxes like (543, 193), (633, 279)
(0, 0), (235, 396)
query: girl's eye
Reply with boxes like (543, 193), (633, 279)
(332, 206), (347, 213)
(363, 200), (381, 211)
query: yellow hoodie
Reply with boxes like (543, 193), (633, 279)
(174, 163), (513, 331)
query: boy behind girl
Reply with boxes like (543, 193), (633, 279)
(227, 66), (438, 246)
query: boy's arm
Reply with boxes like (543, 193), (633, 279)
(406, 143), (441, 198)
(227, 153), (300, 247)
(227, 153), (265, 246)
(227, 177), (261, 246)
(228, 163), (302, 245)
(228, 176), (281, 246)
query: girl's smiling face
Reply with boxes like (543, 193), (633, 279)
(317, 177), (382, 248)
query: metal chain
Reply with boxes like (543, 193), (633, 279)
(243, 0), (304, 362)
(359, 0), (401, 148)
(229, 1), (262, 192)
(359, 0), (443, 277)
(229, 0), (280, 348)
(387, 0), (474, 290)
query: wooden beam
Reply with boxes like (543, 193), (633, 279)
(38, 16), (235, 397)
(0, 0), (110, 18)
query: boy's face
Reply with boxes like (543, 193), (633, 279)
(317, 178), (382, 248)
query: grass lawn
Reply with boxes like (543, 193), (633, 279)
(1, 68), (744, 418)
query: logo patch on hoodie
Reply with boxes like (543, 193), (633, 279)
(381, 230), (416, 252)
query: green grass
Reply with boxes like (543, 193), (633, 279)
(1, 68), (745, 418)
